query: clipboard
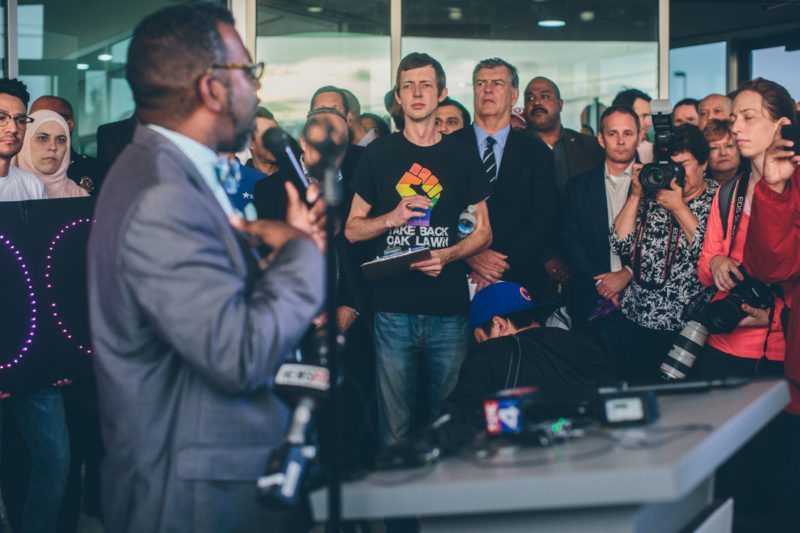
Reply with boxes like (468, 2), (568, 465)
(361, 247), (432, 281)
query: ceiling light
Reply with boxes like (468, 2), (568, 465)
(448, 7), (463, 21)
(307, 6), (323, 13)
(97, 53), (113, 62)
(76, 63), (89, 71)
(580, 11), (595, 22)
(538, 19), (566, 28)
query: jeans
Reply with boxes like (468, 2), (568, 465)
(374, 313), (469, 447)
(1, 387), (70, 533)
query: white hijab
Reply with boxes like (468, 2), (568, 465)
(17, 110), (87, 199)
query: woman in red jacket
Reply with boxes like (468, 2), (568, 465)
(743, 81), (800, 531)
(696, 79), (795, 379)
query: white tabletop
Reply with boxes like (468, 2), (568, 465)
(311, 380), (789, 520)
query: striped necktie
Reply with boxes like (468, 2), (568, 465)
(482, 136), (497, 182)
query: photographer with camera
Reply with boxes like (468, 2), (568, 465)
(694, 81), (793, 382)
(738, 78), (799, 530)
(610, 123), (717, 382)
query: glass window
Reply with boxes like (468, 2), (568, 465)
(402, 0), (658, 133)
(256, 0), (391, 137)
(752, 46), (800, 100)
(669, 42), (726, 102)
(16, 0), (225, 156)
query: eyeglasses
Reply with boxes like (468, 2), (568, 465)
(0, 112), (34, 128)
(207, 62), (265, 83)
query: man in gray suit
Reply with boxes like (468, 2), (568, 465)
(87, 5), (325, 532)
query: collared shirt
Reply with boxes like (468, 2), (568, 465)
(604, 161), (633, 271)
(147, 124), (235, 216)
(473, 123), (511, 176)
(356, 128), (378, 147)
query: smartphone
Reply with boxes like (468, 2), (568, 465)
(781, 125), (800, 155)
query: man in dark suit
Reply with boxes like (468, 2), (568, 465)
(96, 114), (137, 168)
(87, 5), (325, 532)
(562, 106), (640, 329)
(452, 58), (559, 298)
(524, 76), (604, 194)
(30, 95), (107, 194)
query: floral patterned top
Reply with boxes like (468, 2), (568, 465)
(610, 179), (718, 331)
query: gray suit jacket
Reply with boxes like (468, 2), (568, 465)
(88, 126), (325, 532)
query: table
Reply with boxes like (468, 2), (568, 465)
(311, 379), (789, 532)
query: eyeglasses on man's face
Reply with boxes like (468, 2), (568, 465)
(207, 62), (265, 83)
(0, 111), (34, 128)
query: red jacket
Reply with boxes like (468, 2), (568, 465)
(745, 168), (800, 413)
(698, 184), (786, 359)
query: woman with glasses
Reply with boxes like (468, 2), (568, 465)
(16, 110), (87, 198)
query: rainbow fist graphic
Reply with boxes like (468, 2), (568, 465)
(395, 163), (442, 227)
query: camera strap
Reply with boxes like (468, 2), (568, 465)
(719, 170), (750, 244)
(631, 202), (682, 289)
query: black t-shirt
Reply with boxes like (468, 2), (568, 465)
(352, 132), (490, 315)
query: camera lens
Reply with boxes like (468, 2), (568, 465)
(705, 298), (746, 334)
(660, 320), (709, 380)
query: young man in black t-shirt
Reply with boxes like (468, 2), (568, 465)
(346, 53), (492, 446)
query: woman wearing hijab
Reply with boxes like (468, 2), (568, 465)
(17, 109), (88, 198)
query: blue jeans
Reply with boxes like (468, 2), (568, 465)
(374, 313), (469, 446)
(2, 387), (70, 533)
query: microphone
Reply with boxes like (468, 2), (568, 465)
(256, 360), (330, 508)
(262, 128), (310, 189)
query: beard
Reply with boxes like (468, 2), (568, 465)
(218, 79), (257, 153)
(0, 137), (22, 159)
(528, 109), (558, 132)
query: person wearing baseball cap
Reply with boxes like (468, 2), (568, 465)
(442, 281), (618, 423)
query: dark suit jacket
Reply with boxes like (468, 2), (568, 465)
(253, 146), (372, 317)
(561, 165), (620, 323)
(560, 128), (604, 186)
(67, 149), (107, 195)
(452, 126), (558, 298)
(96, 115), (137, 168)
(88, 125), (325, 532)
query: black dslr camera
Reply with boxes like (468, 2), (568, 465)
(640, 99), (686, 196)
(660, 267), (774, 380)
(703, 267), (774, 334)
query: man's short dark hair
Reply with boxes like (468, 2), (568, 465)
(477, 308), (548, 336)
(528, 76), (561, 99)
(612, 88), (652, 110)
(395, 53), (446, 95)
(671, 124), (710, 165)
(438, 97), (471, 126)
(255, 106), (275, 121)
(0, 78), (31, 108)
(473, 58), (519, 89)
(674, 98), (699, 112)
(310, 86), (349, 117)
(126, 4), (234, 121)
(598, 105), (640, 134)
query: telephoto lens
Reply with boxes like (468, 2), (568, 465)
(660, 320), (709, 380)
(660, 298), (710, 380)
